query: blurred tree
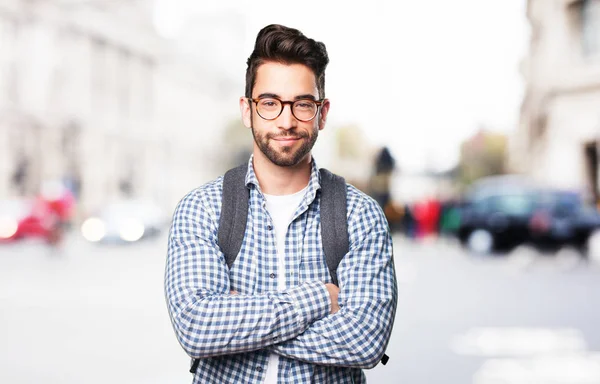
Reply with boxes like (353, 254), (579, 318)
(459, 128), (508, 186)
(335, 124), (368, 159)
(332, 125), (374, 191)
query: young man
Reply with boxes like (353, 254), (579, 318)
(165, 24), (397, 383)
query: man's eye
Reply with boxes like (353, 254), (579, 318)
(296, 102), (315, 109)
(260, 100), (278, 107)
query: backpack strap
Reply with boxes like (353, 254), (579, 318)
(216, 165), (349, 284)
(218, 163), (250, 269)
(192, 165), (388, 375)
(318, 168), (349, 287)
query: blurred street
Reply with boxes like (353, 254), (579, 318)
(1, 234), (600, 384)
(1, 0), (599, 382)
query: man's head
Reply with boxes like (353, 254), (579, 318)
(244, 24), (329, 100)
(240, 24), (331, 167)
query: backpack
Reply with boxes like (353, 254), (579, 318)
(190, 163), (388, 373)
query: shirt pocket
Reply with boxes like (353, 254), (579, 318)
(300, 249), (330, 282)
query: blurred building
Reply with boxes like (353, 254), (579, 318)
(512, 0), (600, 203)
(0, 0), (244, 216)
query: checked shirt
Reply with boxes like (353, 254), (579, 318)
(164, 158), (397, 383)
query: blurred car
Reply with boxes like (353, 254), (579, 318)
(457, 175), (600, 255)
(0, 198), (58, 243)
(458, 181), (538, 254)
(80, 200), (168, 244)
(528, 189), (600, 250)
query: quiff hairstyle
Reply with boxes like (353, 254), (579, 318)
(245, 24), (329, 99)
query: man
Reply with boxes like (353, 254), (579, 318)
(165, 24), (397, 383)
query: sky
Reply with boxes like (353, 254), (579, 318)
(154, 0), (529, 173)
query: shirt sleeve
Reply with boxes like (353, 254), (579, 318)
(164, 189), (331, 359)
(270, 198), (398, 369)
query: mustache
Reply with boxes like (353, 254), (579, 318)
(267, 132), (307, 140)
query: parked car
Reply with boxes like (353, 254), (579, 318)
(0, 198), (59, 243)
(528, 189), (600, 250)
(458, 184), (538, 253)
(457, 175), (600, 255)
(80, 200), (167, 244)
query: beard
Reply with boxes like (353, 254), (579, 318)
(251, 125), (318, 167)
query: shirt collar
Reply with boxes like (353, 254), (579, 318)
(244, 155), (323, 201)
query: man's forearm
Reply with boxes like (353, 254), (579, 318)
(269, 295), (396, 369)
(270, 208), (398, 369)
(166, 281), (331, 359)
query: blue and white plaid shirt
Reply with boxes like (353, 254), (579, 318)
(165, 157), (397, 383)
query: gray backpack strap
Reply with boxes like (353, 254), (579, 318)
(218, 163), (250, 269)
(319, 168), (349, 287)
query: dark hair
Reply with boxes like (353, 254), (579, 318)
(245, 24), (329, 99)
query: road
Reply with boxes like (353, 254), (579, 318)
(1, 233), (599, 383)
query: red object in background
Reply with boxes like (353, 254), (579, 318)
(17, 202), (55, 239)
(413, 198), (442, 238)
(0, 199), (54, 243)
(529, 211), (552, 234)
(44, 190), (75, 222)
(0, 186), (75, 244)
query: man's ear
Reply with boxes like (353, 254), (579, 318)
(318, 99), (330, 131)
(240, 97), (252, 128)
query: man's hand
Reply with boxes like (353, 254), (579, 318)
(325, 283), (340, 314)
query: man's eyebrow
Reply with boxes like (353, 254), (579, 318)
(294, 94), (317, 101)
(255, 93), (318, 100)
(256, 93), (280, 99)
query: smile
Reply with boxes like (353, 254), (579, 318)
(273, 137), (301, 144)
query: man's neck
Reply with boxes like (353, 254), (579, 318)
(252, 152), (311, 196)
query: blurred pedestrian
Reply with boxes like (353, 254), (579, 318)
(164, 24), (397, 384)
(402, 202), (416, 239)
(369, 146), (396, 210)
(413, 197), (441, 239)
(38, 180), (75, 247)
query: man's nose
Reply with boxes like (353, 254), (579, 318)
(277, 103), (297, 130)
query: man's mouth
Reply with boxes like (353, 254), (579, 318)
(272, 136), (302, 145)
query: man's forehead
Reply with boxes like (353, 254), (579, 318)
(254, 62), (318, 97)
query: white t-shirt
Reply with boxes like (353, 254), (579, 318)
(262, 186), (307, 384)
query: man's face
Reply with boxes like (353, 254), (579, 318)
(240, 62), (330, 167)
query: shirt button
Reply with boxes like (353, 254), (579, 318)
(267, 225), (273, 230)
(270, 273), (276, 279)
(256, 366), (263, 372)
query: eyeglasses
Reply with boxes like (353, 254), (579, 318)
(248, 97), (324, 122)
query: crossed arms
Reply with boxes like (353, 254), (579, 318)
(164, 189), (397, 369)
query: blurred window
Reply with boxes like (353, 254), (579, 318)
(582, 0), (600, 57)
(473, 197), (494, 214)
(538, 191), (582, 216)
(494, 195), (535, 215)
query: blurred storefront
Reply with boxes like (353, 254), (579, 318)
(512, 0), (600, 204)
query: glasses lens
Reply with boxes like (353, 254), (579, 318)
(293, 100), (318, 121)
(256, 98), (281, 120)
